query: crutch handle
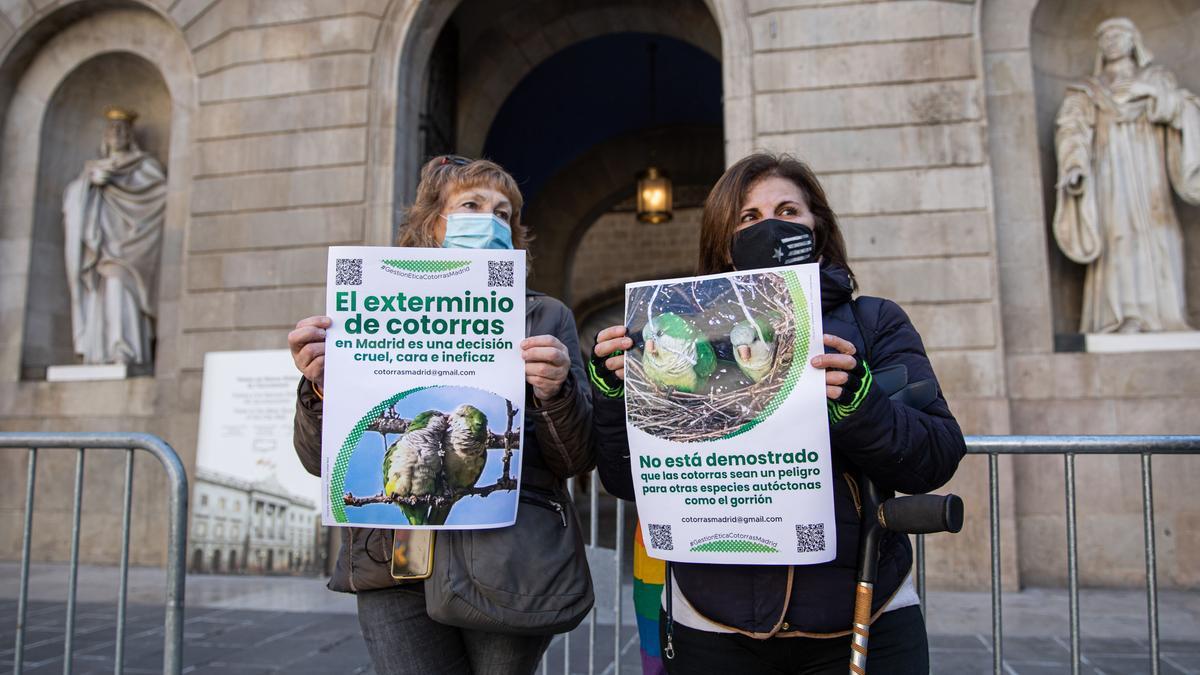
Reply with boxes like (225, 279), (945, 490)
(878, 493), (963, 534)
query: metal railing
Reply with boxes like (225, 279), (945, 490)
(545, 434), (1200, 675)
(2, 432), (189, 675)
(942, 435), (1200, 675)
(546, 477), (629, 675)
(8, 432), (1188, 673)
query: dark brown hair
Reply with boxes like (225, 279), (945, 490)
(398, 155), (530, 250)
(698, 153), (854, 288)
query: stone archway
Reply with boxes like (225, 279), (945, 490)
(982, 0), (1200, 590)
(982, 0), (1200, 352)
(368, 0), (754, 245)
(449, 0), (721, 158)
(0, 5), (196, 383)
(523, 124), (723, 301)
(1030, 1), (1200, 334)
(19, 51), (171, 376)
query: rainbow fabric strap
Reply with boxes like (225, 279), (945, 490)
(633, 519), (667, 674)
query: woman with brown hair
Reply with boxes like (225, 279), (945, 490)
(589, 153), (966, 673)
(288, 155), (595, 675)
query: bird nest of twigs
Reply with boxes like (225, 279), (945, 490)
(625, 272), (799, 443)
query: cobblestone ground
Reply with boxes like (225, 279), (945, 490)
(2, 563), (1198, 674)
(2, 599), (1198, 674)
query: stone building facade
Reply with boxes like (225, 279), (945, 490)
(190, 469), (322, 575)
(0, 0), (1197, 590)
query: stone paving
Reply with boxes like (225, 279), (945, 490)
(3, 598), (1198, 674)
(1, 563), (1197, 674)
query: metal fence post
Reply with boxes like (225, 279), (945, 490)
(1141, 453), (1160, 675)
(1065, 453), (1080, 675)
(988, 452), (1002, 675)
(14, 448), (37, 675)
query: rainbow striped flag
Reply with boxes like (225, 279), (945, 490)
(633, 519), (667, 675)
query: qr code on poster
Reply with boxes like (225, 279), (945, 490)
(648, 523), (673, 551)
(336, 258), (362, 286)
(488, 260), (514, 287)
(796, 523), (825, 553)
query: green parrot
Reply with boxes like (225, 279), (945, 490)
(641, 312), (716, 393)
(426, 404), (490, 525)
(730, 317), (777, 383)
(382, 410), (449, 526)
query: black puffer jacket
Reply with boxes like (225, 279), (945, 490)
(593, 265), (965, 636)
(295, 291), (595, 593)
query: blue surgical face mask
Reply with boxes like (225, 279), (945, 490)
(441, 213), (514, 250)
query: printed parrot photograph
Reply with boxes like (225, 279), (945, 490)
(624, 271), (805, 443)
(339, 386), (522, 527)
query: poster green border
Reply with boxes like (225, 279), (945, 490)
(718, 270), (811, 440)
(328, 386), (430, 523)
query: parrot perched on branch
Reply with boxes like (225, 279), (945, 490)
(426, 404), (490, 525)
(642, 312), (716, 393)
(382, 410), (449, 526)
(730, 317), (777, 383)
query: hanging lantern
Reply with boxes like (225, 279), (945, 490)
(637, 166), (673, 224)
(634, 41), (672, 224)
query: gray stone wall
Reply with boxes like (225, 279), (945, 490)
(0, 0), (1195, 590)
(745, 0), (1016, 589)
(985, 0), (1200, 588)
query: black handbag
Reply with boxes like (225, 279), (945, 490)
(423, 465), (595, 635)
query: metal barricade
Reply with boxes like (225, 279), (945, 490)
(545, 435), (1200, 675)
(2, 432), (189, 675)
(915, 435), (1200, 675)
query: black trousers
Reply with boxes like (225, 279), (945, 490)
(660, 605), (929, 675)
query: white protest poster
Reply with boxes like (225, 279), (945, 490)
(624, 263), (835, 565)
(322, 247), (527, 530)
(194, 350), (323, 575)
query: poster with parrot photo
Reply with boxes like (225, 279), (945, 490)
(624, 264), (836, 565)
(321, 246), (527, 530)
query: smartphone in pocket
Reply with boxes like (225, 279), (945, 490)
(390, 530), (434, 580)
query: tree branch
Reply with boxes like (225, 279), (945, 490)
(348, 398), (523, 510)
(500, 399), (516, 481)
(368, 408), (520, 447)
(343, 492), (455, 508)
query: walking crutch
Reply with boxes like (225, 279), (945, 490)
(850, 475), (964, 675)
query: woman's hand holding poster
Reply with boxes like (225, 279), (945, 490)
(321, 247), (527, 530)
(624, 263), (835, 564)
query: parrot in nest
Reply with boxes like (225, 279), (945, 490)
(730, 316), (778, 383)
(426, 404), (490, 525)
(383, 410), (449, 526)
(641, 312), (716, 393)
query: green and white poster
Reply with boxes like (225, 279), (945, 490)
(624, 264), (835, 565)
(321, 246), (527, 530)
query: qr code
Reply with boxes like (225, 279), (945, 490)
(336, 258), (362, 286)
(488, 260), (514, 287)
(796, 523), (825, 553)
(648, 523), (673, 551)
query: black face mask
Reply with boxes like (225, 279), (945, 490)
(730, 218), (816, 270)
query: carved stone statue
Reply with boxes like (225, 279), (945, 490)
(1052, 18), (1200, 334)
(63, 108), (167, 365)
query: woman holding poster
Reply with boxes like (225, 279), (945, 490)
(288, 156), (594, 675)
(590, 153), (966, 674)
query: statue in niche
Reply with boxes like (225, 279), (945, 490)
(62, 107), (167, 365)
(1052, 17), (1200, 334)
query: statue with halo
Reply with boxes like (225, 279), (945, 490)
(62, 107), (167, 366)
